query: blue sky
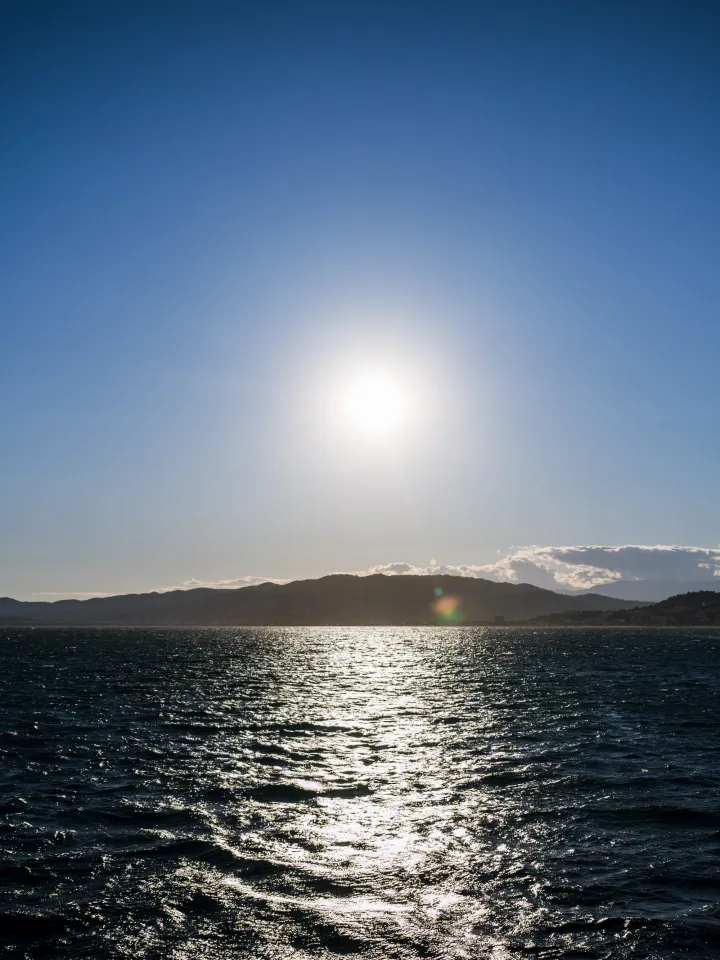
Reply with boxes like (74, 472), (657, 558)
(2, 1), (719, 599)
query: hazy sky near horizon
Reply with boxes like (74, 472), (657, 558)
(2, 1), (719, 599)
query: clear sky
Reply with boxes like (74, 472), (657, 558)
(2, 1), (719, 599)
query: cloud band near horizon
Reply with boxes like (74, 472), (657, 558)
(360, 545), (720, 591)
(27, 545), (720, 601)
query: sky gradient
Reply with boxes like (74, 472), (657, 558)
(2, 1), (719, 599)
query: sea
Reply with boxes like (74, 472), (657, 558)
(1, 627), (719, 959)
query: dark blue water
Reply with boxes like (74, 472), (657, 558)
(1, 627), (719, 958)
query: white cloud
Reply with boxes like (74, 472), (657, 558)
(156, 576), (289, 593)
(22, 578), (287, 603)
(356, 545), (720, 592)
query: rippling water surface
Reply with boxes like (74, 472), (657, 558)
(2, 627), (719, 958)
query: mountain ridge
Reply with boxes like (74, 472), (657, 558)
(0, 574), (641, 626)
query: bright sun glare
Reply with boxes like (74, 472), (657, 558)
(343, 372), (410, 437)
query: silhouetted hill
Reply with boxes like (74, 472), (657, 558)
(523, 591), (720, 626)
(0, 575), (642, 626)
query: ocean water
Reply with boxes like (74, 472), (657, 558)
(1, 628), (719, 959)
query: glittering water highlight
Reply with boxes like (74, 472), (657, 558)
(1, 627), (719, 958)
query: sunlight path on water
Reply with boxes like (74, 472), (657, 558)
(236, 630), (478, 950)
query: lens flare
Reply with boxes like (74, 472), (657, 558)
(433, 590), (462, 623)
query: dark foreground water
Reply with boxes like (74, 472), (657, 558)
(1, 628), (719, 959)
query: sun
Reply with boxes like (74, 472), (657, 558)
(343, 371), (410, 437)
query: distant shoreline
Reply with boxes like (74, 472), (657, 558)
(2, 622), (719, 631)
(2, 576), (719, 627)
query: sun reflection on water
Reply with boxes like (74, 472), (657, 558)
(210, 627), (501, 954)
